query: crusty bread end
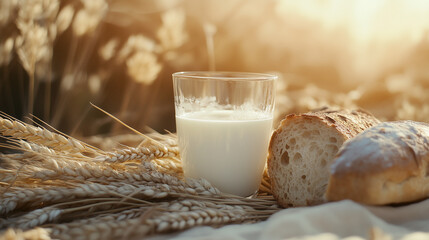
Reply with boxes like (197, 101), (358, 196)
(268, 108), (380, 207)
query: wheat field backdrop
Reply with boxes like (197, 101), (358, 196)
(0, 0), (429, 239)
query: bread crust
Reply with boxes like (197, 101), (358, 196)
(268, 108), (380, 207)
(326, 121), (429, 205)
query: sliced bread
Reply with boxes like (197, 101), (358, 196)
(267, 108), (380, 207)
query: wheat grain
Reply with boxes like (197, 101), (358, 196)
(152, 157), (183, 175)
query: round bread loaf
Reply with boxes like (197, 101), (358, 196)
(267, 108), (380, 207)
(326, 121), (429, 205)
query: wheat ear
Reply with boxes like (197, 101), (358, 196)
(1, 207), (63, 230)
(55, 208), (246, 239)
(19, 140), (87, 159)
(0, 116), (100, 155)
(151, 157), (183, 175)
(0, 182), (172, 215)
(49, 218), (151, 240)
(96, 145), (179, 163)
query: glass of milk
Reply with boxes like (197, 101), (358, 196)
(173, 71), (276, 197)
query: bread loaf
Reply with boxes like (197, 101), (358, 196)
(267, 108), (380, 207)
(326, 121), (429, 205)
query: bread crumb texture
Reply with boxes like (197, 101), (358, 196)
(268, 108), (379, 207)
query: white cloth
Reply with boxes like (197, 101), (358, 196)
(150, 199), (429, 240)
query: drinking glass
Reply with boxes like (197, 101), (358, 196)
(173, 71), (276, 197)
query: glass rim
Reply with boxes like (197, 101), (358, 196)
(172, 71), (277, 81)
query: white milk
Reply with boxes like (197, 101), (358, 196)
(176, 110), (273, 197)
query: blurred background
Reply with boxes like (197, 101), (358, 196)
(1, 0), (429, 138)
